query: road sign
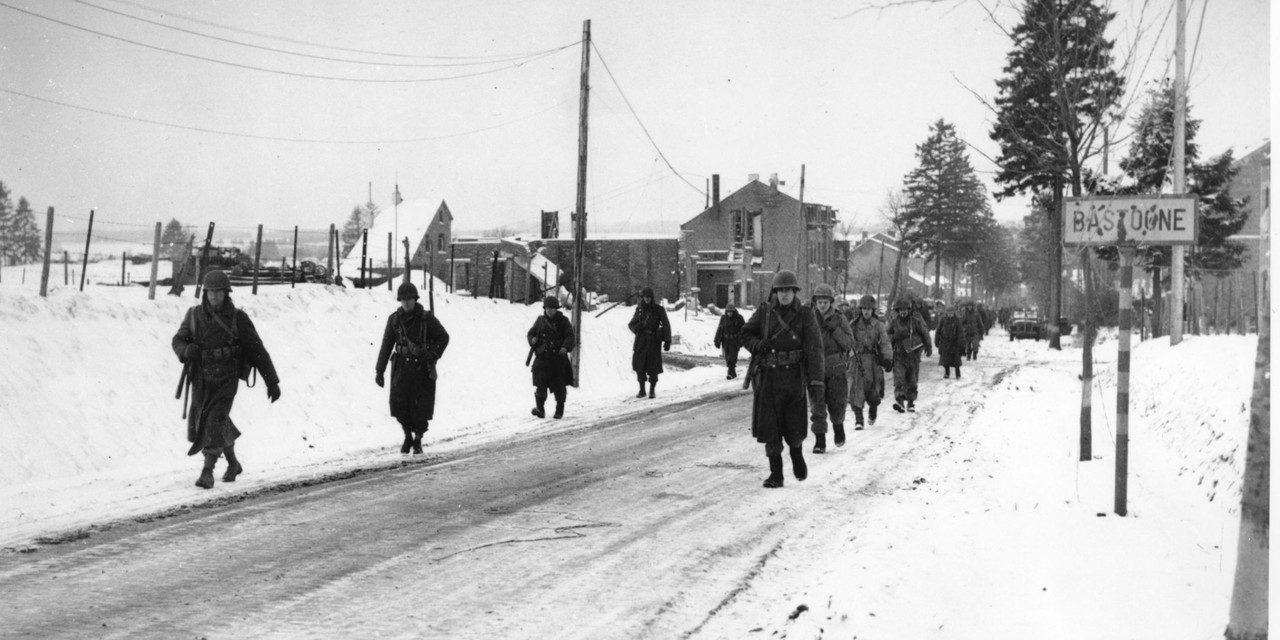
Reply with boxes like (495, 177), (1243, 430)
(1063, 195), (1199, 246)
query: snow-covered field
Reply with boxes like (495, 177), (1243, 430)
(0, 257), (1261, 638)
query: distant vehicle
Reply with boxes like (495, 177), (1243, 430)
(1009, 316), (1044, 341)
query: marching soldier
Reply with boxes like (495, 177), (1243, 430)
(628, 287), (672, 399)
(713, 303), (745, 379)
(528, 295), (576, 419)
(376, 282), (450, 454)
(961, 301), (984, 360)
(935, 303), (965, 379)
(742, 270), (825, 488)
(808, 284), (852, 452)
(888, 297), (932, 413)
(172, 269), (281, 489)
(848, 294), (892, 429)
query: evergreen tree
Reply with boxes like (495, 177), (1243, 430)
(6, 196), (44, 265)
(341, 202), (380, 257)
(1017, 195), (1055, 313)
(900, 119), (995, 296)
(990, 0), (1124, 198)
(160, 218), (189, 261)
(0, 180), (11, 266)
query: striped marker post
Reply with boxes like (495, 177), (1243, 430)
(1115, 246), (1135, 516)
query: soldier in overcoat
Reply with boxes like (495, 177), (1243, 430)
(935, 304), (964, 379)
(741, 270), (825, 489)
(808, 284), (853, 452)
(528, 295), (576, 419)
(847, 295), (892, 429)
(376, 282), (450, 454)
(627, 287), (672, 399)
(888, 297), (933, 413)
(961, 302), (984, 360)
(713, 303), (745, 379)
(172, 270), (281, 489)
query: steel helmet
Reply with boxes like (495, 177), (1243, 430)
(641, 287), (655, 299)
(812, 283), (835, 301)
(859, 294), (877, 309)
(770, 270), (799, 291)
(725, 303), (736, 312)
(893, 298), (912, 310)
(202, 269), (231, 292)
(396, 282), (419, 301)
(543, 295), (561, 309)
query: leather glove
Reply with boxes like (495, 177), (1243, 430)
(375, 372), (385, 388)
(558, 347), (568, 355)
(181, 343), (199, 362)
(714, 341), (721, 349)
(925, 349), (933, 358)
(882, 360), (893, 373)
(663, 343), (671, 352)
(267, 383), (281, 403)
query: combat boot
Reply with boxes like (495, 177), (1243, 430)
(789, 446), (808, 481)
(893, 398), (906, 413)
(868, 403), (878, 426)
(532, 392), (546, 418)
(648, 382), (656, 399)
(812, 433), (827, 454)
(400, 428), (413, 454)
(195, 452), (218, 489)
(833, 424), (846, 447)
(762, 453), (784, 488)
(553, 402), (564, 419)
(222, 445), (243, 482)
(907, 401), (916, 413)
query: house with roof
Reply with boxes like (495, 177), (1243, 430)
(680, 175), (839, 307)
(845, 231), (949, 304)
(339, 199), (452, 285)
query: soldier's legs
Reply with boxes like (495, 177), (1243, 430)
(892, 358), (909, 411)
(552, 385), (567, 418)
(825, 373), (848, 429)
(636, 372), (647, 398)
(725, 348), (739, 378)
(532, 387), (548, 418)
(647, 373), (658, 399)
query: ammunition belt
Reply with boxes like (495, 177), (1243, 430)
(205, 345), (240, 362)
(761, 350), (803, 368)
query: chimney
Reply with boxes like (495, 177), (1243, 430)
(769, 173), (779, 189)
(712, 174), (720, 207)
(862, 231), (869, 242)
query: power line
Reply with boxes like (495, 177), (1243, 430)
(590, 41), (705, 200)
(102, 0), (528, 61)
(71, 0), (574, 69)
(0, 2), (577, 84)
(2, 88), (573, 144)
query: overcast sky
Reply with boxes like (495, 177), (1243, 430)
(0, 0), (1271, 242)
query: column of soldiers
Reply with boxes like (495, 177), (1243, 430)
(736, 270), (940, 488)
(175, 268), (959, 493)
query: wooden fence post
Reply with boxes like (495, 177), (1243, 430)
(79, 209), (94, 291)
(252, 223), (263, 295)
(39, 207), (54, 297)
(149, 222), (161, 300)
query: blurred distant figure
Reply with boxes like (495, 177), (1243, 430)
(376, 282), (450, 454)
(961, 301), (984, 361)
(714, 302), (745, 379)
(628, 287), (671, 399)
(528, 295), (576, 419)
(172, 269), (281, 489)
(935, 304), (964, 379)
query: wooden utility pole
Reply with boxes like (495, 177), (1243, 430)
(79, 209), (94, 292)
(1048, 179), (1062, 349)
(798, 164), (807, 293)
(148, 222), (161, 300)
(360, 229), (368, 287)
(1170, 0), (1187, 345)
(291, 226), (298, 288)
(569, 18), (591, 388)
(387, 232), (393, 291)
(402, 237), (411, 284)
(39, 207), (54, 297)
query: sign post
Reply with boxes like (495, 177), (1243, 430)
(1063, 195), (1198, 516)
